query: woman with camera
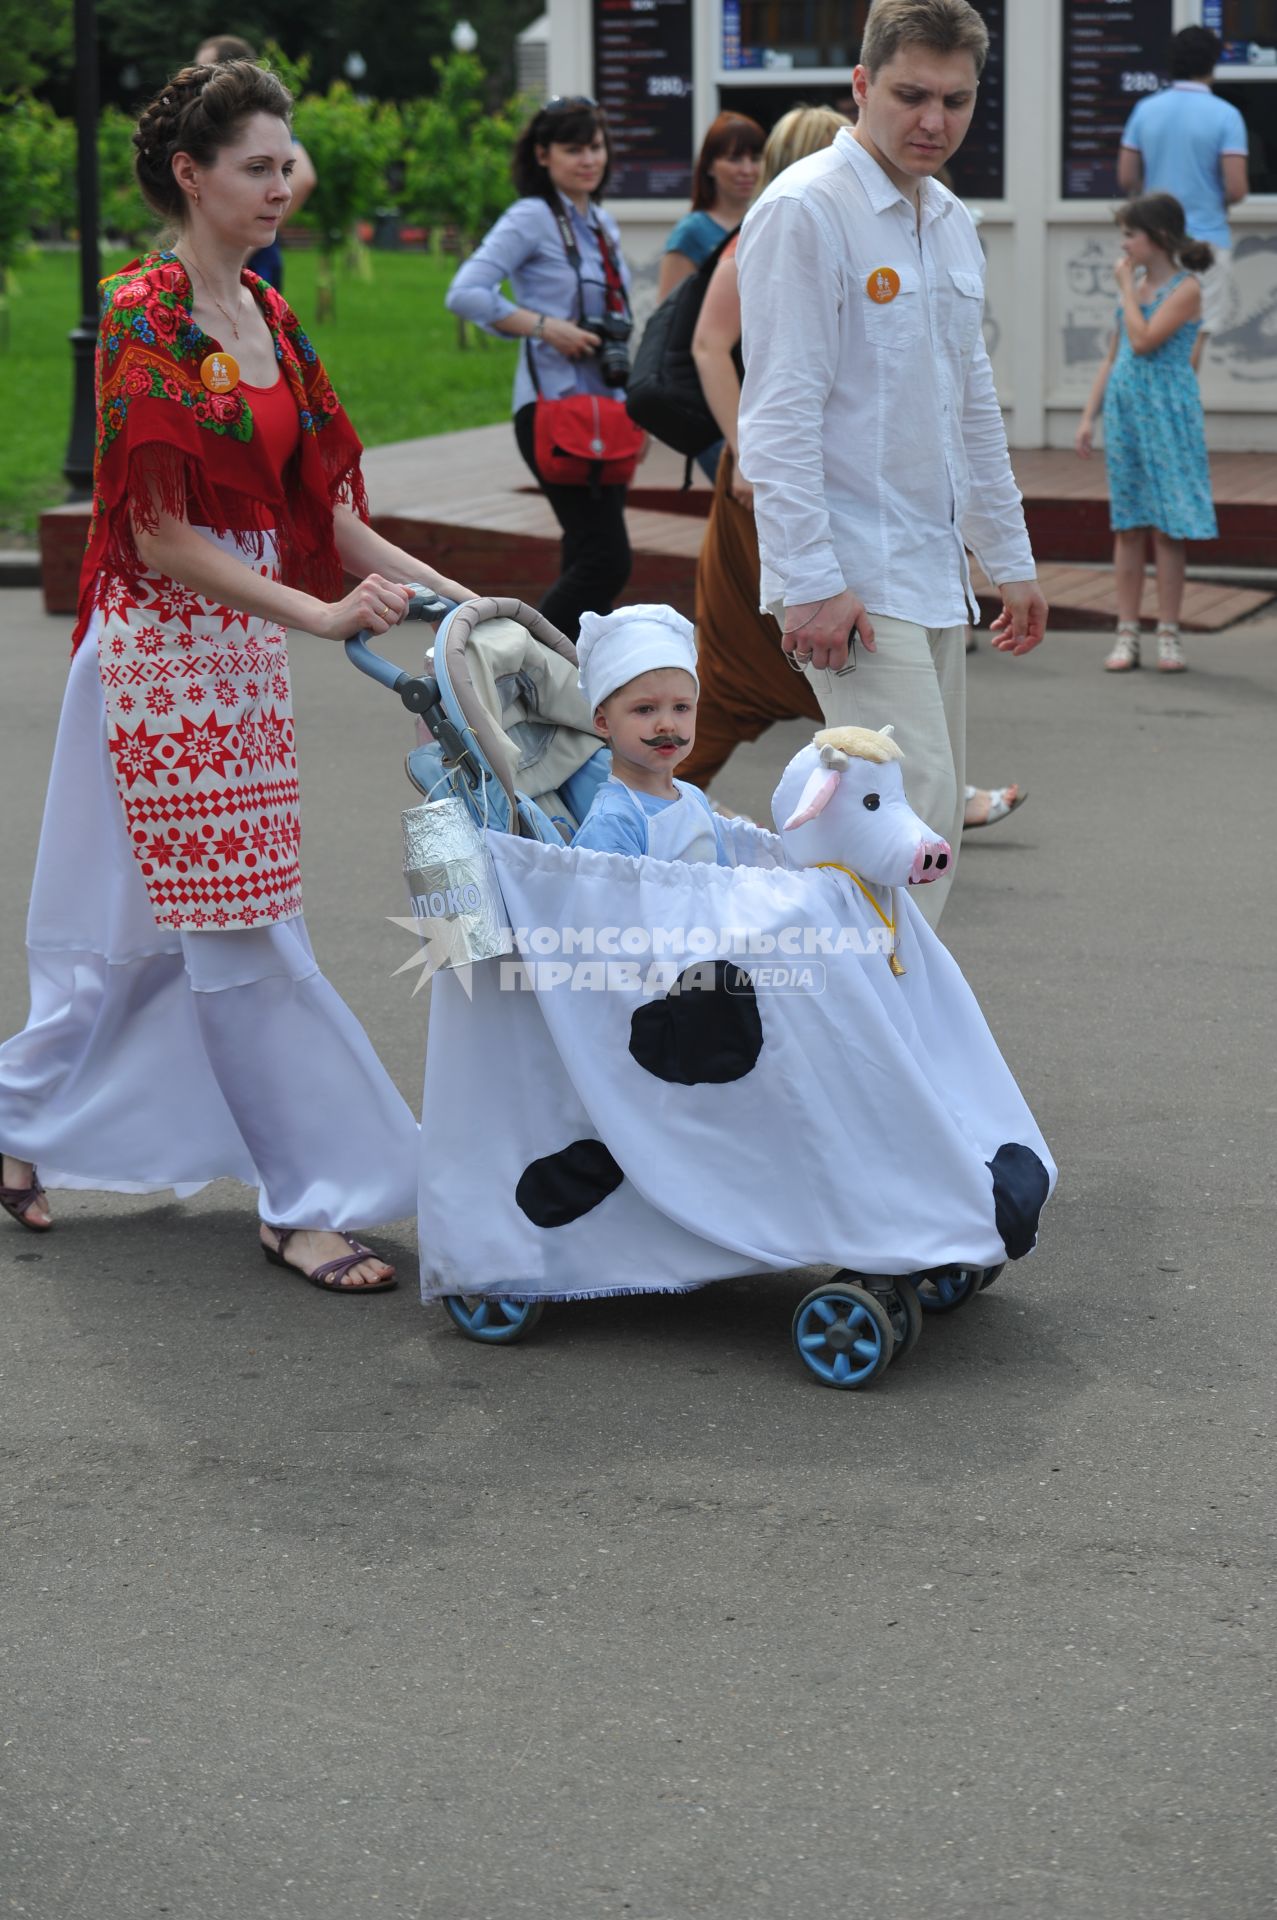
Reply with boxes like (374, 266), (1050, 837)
(446, 98), (638, 641)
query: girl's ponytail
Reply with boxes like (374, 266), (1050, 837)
(1115, 193), (1214, 276)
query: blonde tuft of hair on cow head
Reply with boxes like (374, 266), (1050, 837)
(814, 724), (903, 769)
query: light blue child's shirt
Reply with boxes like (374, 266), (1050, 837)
(572, 777), (731, 864)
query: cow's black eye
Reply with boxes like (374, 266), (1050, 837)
(862, 793), (881, 811)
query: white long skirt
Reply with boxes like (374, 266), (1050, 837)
(0, 625), (418, 1230)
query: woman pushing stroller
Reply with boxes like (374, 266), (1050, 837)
(0, 59), (472, 1291)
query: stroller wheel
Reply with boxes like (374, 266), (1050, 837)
(792, 1283), (895, 1389)
(833, 1271), (923, 1362)
(441, 1295), (544, 1344)
(913, 1265), (982, 1314)
(979, 1263), (1005, 1291)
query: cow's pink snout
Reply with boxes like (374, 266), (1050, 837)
(909, 838), (952, 886)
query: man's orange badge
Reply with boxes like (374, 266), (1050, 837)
(866, 267), (901, 305)
(199, 351), (240, 393)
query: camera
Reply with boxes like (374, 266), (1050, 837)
(583, 312), (633, 387)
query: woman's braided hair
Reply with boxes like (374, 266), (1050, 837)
(133, 60), (293, 223)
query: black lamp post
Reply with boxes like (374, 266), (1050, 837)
(62, 0), (101, 498)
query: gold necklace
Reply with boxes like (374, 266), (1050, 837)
(178, 246), (243, 341)
(814, 862), (905, 977)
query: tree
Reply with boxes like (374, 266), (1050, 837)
(88, 0), (542, 110)
(0, 97), (36, 346)
(401, 53), (529, 345)
(0, 0), (71, 90)
(290, 82), (399, 319)
(0, 95), (80, 344)
(98, 105), (152, 247)
(25, 98), (77, 236)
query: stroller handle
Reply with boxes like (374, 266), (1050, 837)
(344, 586), (456, 712)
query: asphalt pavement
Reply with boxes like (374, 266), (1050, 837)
(1, 589), (1273, 1920)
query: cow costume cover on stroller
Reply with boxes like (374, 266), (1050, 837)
(348, 594), (1056, 1389)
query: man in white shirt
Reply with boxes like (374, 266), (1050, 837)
(737, 0), (1046, 926)
(1118, 25), (1249, 368)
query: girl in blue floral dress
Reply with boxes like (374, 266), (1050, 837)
(1075, 194), (1217, 673)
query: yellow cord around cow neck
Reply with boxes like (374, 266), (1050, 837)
(814, 862), (905, 977)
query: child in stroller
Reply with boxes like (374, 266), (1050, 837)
(571, 604), (735, 865)
(347, 592), (1055, 1390)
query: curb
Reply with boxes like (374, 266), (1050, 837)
(0, 552), (42, 589)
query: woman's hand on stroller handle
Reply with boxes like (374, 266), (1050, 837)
(314, 574), (411, 644)
(344, 583), (456, 709)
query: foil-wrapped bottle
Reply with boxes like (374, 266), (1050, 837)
(402, 796), (512, 973)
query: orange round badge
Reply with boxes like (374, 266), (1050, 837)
(199, 351), (240, 394)
(866, 267), (901, 305)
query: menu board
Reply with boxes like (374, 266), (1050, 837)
(1061, 0), (1174, 198)
(593, 0), (694, 200)
(1202, 0), (1277, 65)
(946, 0), (1005, 201)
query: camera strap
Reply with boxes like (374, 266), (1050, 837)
(525, 202), (632, 398)
(551, 202), (630, 323)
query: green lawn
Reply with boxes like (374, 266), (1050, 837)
(0, 248), (515, 544)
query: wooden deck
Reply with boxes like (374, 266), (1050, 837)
(39, 426), (1275, 631)
(1000, 448), (1277, 573)
(363, 428), (1276, 634)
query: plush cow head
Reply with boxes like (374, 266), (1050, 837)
(771, 726), (953, 887)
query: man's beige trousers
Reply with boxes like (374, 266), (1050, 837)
(804, 613), (966, 929)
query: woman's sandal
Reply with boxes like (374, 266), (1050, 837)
(1104, 624), (1141, 672)
(1155, 623), (1187, 672)
(963, 783), (1028, 830)
(261, 1226), (397, 1294)
(0, 1157), (51, 1232)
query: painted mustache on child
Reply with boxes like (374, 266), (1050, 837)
(641, 734), (690, 749)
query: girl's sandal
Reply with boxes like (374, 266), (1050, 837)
(262, 1225), (397, 1294)
(1104, 624), (1141, 672)
(1155, 623), (1187, 672)
(0, 1158), (51, 1232)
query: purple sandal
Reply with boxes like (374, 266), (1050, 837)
(1, 1158), (50, 1232)
(261, 1226), (397, 1294)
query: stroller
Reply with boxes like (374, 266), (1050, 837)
(348, 591), (1054, 1390)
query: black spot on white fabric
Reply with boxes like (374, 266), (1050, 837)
(988, 1143), (1050, 1259)
(517, 1139), (624, 1229)
(629, 960), (763, 1086)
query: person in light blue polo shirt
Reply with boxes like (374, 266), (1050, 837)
(1119, 25), (1248, 366)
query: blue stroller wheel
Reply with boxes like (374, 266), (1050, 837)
(979, 1263), (1005, 1291)
(792, 1283), (895, 1389)
(441, 1295), (544, 1344)
(833, 1271), (923, 1362)
(913, 1265), (982, 1314)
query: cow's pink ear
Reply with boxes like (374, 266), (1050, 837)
(784, 768), (840, 830)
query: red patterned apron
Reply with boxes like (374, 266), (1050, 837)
(95, 530), (302, 930)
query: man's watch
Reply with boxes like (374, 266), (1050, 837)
(532, 313), (547, 341)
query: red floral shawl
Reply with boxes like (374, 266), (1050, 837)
(73, 251), (368, 648)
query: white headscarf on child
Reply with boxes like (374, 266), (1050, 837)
(577, 604), (698, 714)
